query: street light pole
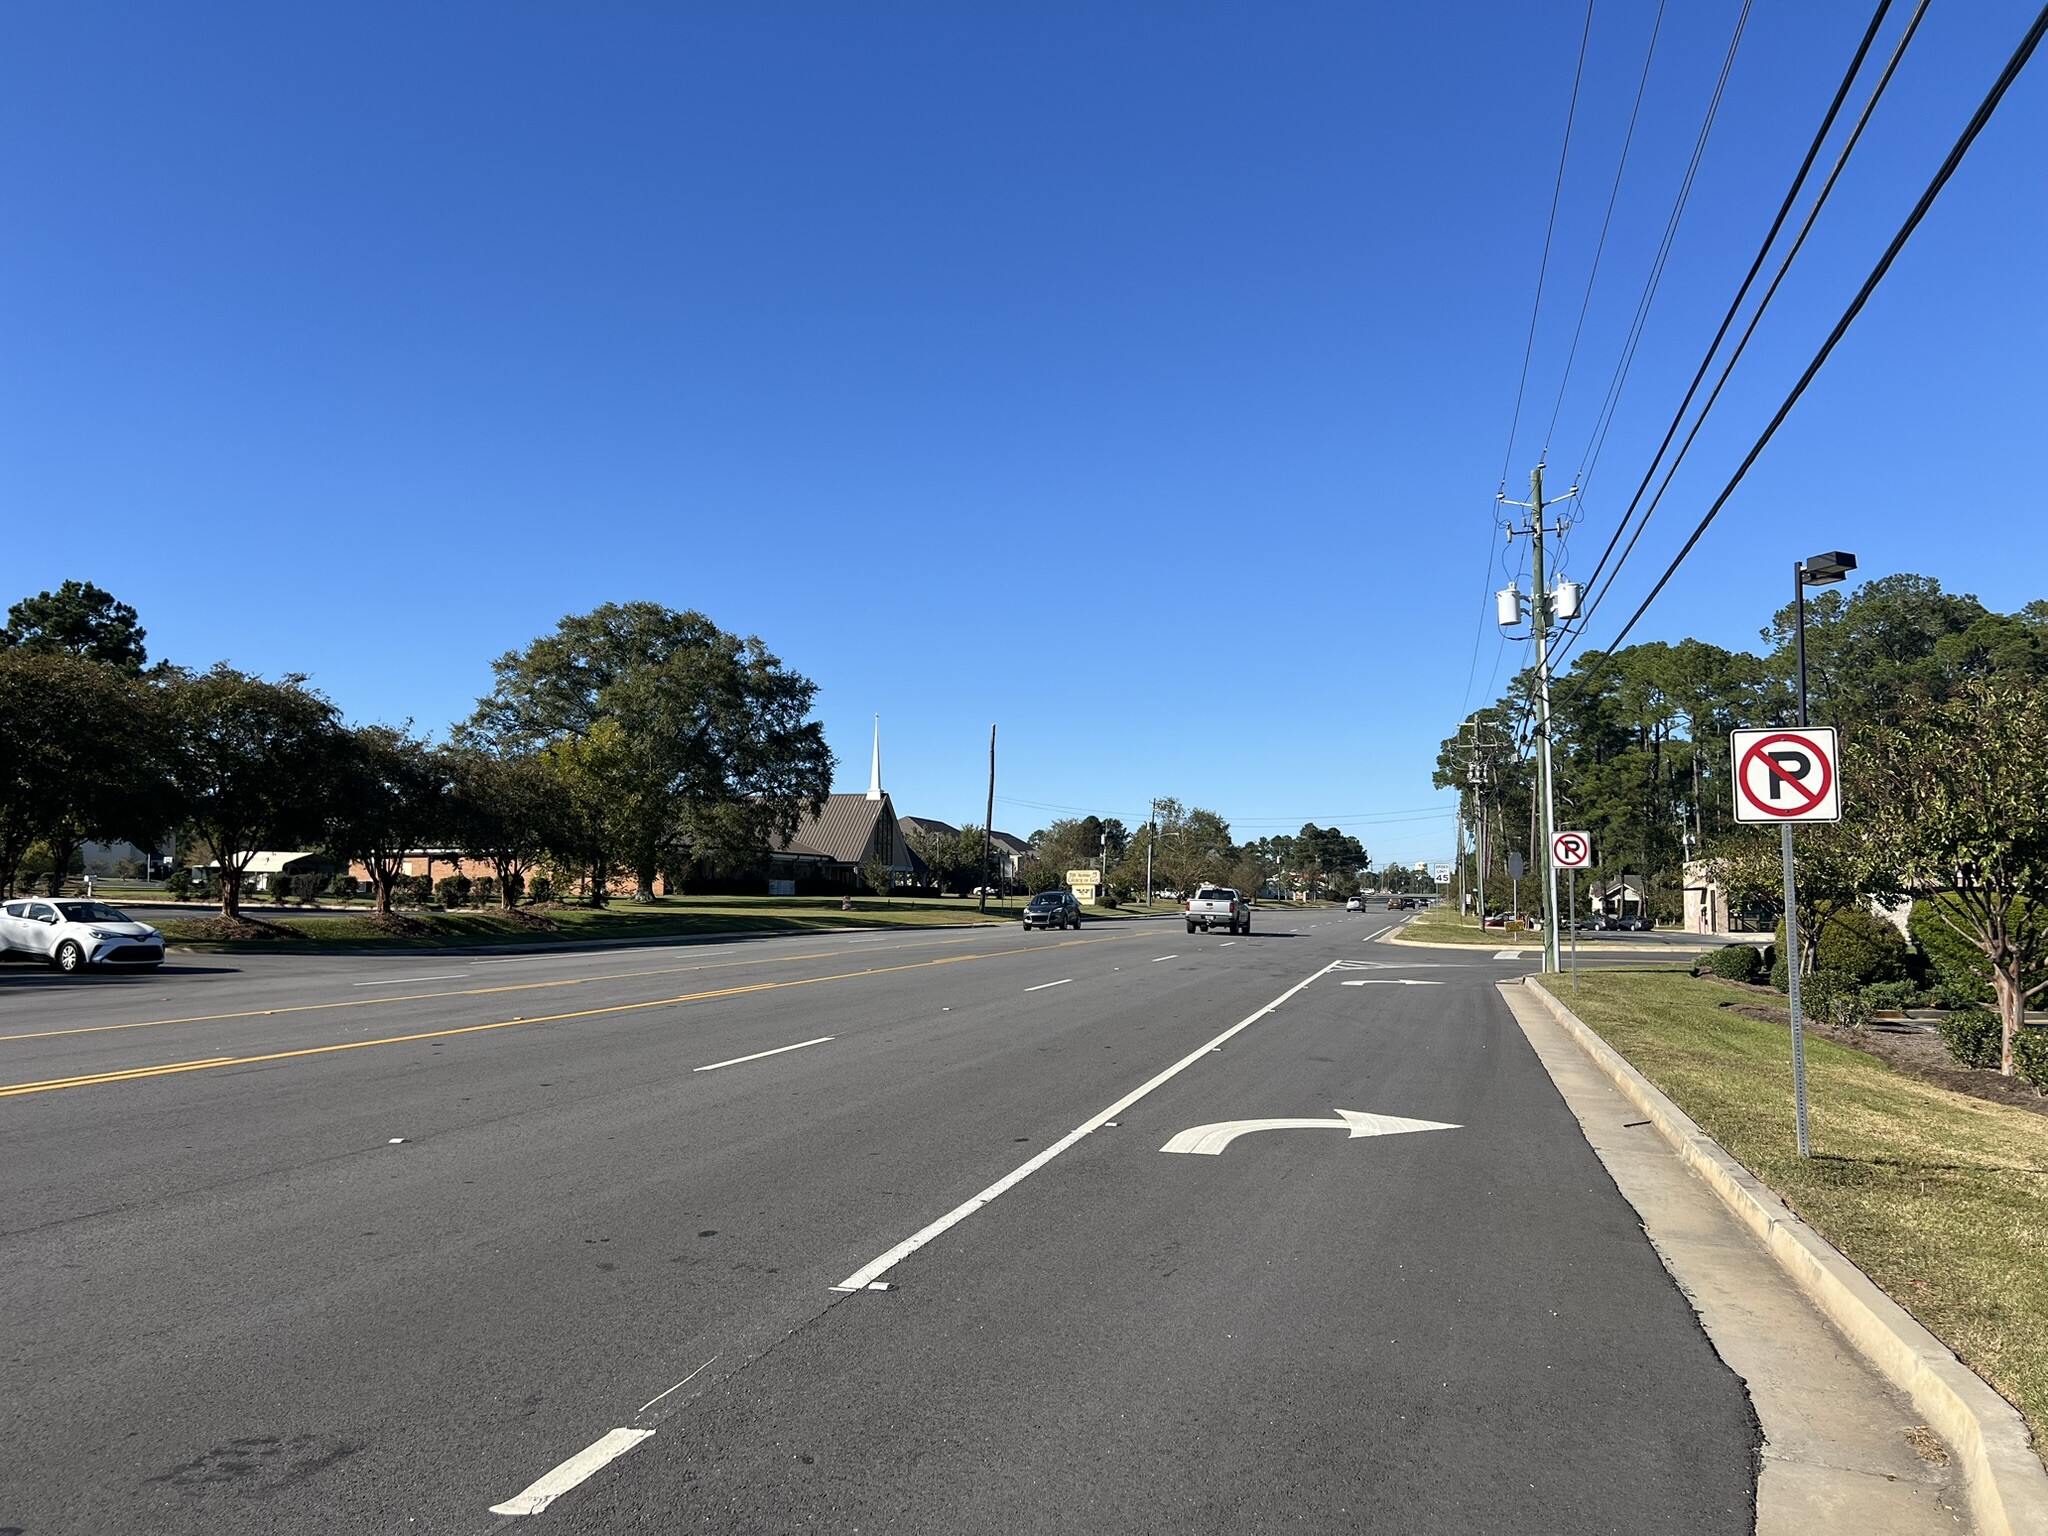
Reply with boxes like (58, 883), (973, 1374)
(1782, 550), (1856, 1158)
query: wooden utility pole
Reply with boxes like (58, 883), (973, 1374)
(979, 725), (996, 915)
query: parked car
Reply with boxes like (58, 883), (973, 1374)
(1186, 886), (1251, 934)
(1603, 913), (1654, 932)
(0, 898), (165, 973)
(1022, 890), (1081, 930)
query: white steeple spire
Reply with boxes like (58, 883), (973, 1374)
(867, 714), (883, 801)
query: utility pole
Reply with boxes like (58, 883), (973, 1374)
(1499, 463), (1578, 974)
(979, 725), (996, 915)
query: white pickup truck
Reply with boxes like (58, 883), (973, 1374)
(1185, 886), (1251, 935)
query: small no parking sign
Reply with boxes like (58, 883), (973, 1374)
(1550, 831), (1591, 870)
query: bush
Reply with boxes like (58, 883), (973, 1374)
(1817, 905), (1910, 985)
(329, 874), (357, 899)
(435, 874), (472, 908)
(527, 874), (554, 904)
(165, 869), (195, 902)
(2014, 1027), (2048, 1090)
(473, 876), (499, 907)
(290, 872), (326, 903)
(1802, 968), (1871, 1029)
(392, 874), (433, 907)
(1703, 944), (1764, 983)
(1860, 979), (1923, 1014)
(1909, 899), (1994, 1005)
(1939, 1006), (2003, 1070)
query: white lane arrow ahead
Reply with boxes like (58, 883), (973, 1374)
(1160, 1108), (1460, 1157)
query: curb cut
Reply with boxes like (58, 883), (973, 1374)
(1522, 976), (2048, 1536)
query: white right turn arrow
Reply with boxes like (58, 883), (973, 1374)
(1160, 1108), (1460, 1157)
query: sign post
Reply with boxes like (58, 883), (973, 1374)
(1731, 726), (1841, 1157)
(1550, 833), (1592, 989)
(1507, 851), (1525, 928)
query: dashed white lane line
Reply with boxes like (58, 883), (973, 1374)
(829, 957), (1343, 1294)
(490, 1427), (654, 1516)
(352, 974), (469, 986)
(1218, 940), (1236, 947)
(1493, 950), (1527, 960)
(693, 1036), (833, 1073)
(1024, 978), (1071, 992)
(1150, 954), (1179, 962)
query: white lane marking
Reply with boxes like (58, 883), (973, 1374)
(636, 1354), (719, 1415)
(1150, 954), (1179, 962)
(352, 974), (470, 986)
(1341, 979), (1443, 986)
(1218, 940), (1236, 947)
(489, 1427), (655, 1516)
(1024, 978), (1071, 992)
(830, 959), (1341, 1293)
(693, 1036), (834, 1073)
(1162, 1109), (1461, 1156)
(1493, 950), (1527, 960)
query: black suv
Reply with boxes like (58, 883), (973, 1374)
(1023, 890), (1082, 930)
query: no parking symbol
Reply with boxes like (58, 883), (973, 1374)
(1731, 727), (1841, 824)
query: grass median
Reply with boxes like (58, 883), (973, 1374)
(1536, 965), (2048, 1452)
(155, 895), (1100, 951)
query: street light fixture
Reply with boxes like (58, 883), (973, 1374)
(1794, 551), (1857, 727)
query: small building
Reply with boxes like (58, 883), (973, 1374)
(1589, 875), (1648, 921)
(988, 831), (1030, 886)
(201, 850), (336, 893)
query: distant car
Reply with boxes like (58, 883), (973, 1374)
(1604, 913), (1653, 932)
(970, 886), (1003, 897)
(1345, 895), (1366, 912)
(1022, 890), (1081, 930)
(0, 898), (165, 973)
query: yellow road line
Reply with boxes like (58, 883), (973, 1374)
(0, 931), (991, 1046)
(0, 934), (1126, 1099)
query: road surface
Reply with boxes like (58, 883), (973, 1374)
(1, 912), (1756, 1532)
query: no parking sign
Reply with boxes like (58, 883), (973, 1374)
(1550, 831), (1592, 869)
(1731, 727), (1841, 823)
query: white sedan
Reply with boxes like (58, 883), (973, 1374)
(0, 898), (166, 973)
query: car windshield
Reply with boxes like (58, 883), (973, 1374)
(1028, 893), (1061, 905)
(55, 903), (133, 923)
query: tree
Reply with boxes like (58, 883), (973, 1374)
(467, 604), (833, 902)
(3, 580), (149, 674)
(1856, 676), (2048, 1076)
(329, 725), (451, 917)
(0, 652), (167, 897)
(1704, 823), (1874, 973)
(860, 854), (893, 899)
(446, 749), (557, 908)
(159, 666), (347, 919)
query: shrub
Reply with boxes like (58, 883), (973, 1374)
(1802, 968), (1871, 1029)
(527, 874), (554, 904)
(290, 872), (325, 903)
(473, 876), (498, 907)
(392, 874), (433, 907)
(268, 878), (292, 905)
(1860, 979), (1922, 1014)
(1815, 905), (1909, 985)
(1939, 1007), (2003, 1070)
(165, 869), (195, 902)
(1909, 899), (1994, 1005)
(2013, 1027), (2048, 1090)
(434, 874), (472, 908)
(1704, 944), (1764, 983)
(329, 874), (357, 899)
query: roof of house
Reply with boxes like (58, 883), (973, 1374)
(775, 793), (912, 868)
(201, 850), (331, 874)
(899, 816), (960, 841)
(988, 830), (1030, 855)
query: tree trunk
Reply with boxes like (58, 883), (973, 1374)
(634, 866), (656, 903)
(46, 833), (81, 897)
(220, 866), (242, 919)
(375, 872), (396, 917)
(1992, 964), (2023, 1078)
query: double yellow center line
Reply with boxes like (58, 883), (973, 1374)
(1, 933), (1125, 1100)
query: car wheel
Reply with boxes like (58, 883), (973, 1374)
(54, 940), (85, 974)
(1186, 922), (1196, 934)
(1242, 919), (1251, 934)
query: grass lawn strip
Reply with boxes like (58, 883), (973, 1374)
(1538, 967), (2048, 1456)
(157, 896), (1061, 950)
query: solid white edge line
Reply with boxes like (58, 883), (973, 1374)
(828, 958), (1342, 1293)
(352, 974), (470, 986)
(1023, 978), (1071, 992)
(489, 1427), (654, 1516)
(692, 1036), (834, 1073)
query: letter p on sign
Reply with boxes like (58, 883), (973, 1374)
(1731, 727), (1841, 823)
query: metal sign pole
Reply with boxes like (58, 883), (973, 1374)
(1569, 869), (1578, 991)
(1781, 822), (1810, 1157)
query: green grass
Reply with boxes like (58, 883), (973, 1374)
(158, 895), (1066, 950)
(1539, 966), (2048, 1450)
(1397, 907), (1536, 945)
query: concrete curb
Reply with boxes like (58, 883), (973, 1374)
(1523, 976), (2048, 1536)
(1384, 931), (1731, 955)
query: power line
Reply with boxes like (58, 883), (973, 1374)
(1542, 0), (1669, 454)
(1570, 0), (1896, 603)
(1569, 0), (1754, 502)
(1564, 0), (2048, 678)
(1556, 0), (1933, 664)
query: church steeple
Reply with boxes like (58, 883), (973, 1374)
(867, 714), (883, 801)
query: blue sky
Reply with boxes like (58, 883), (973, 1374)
(5, 2), (2043, 863)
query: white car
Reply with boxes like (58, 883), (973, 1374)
(1345, 895), (1366, 911)
(0, 898), (166, 973)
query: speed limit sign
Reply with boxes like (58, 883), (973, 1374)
(1551, 831), (1592, 869)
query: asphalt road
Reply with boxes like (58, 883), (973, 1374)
(1, 913), (1757, 1533)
